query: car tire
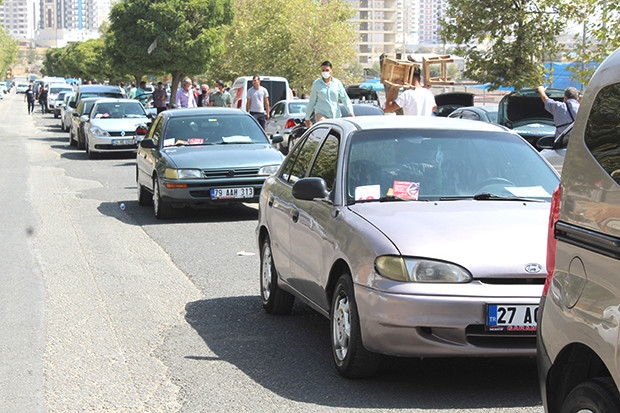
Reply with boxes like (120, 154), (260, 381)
(561, 378), (620, 413)
(153, 176), (173, 219)
(85, 138), (97, 159)
(260, 236), (294, 314)
(330, 274), (381, 378)
(137, 172), (153, 206)
(69, 129), (77, 147)
(77, 130), (85, 150)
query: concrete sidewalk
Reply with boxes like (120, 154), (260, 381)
(0, 88), (203, 412)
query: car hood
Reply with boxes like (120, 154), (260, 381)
(161, 143), (283, 169)
(497, 88), (564, 129)
(349, 200), (550, 278)
(90, 117), (149, 131)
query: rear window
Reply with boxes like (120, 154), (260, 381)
(584, 82), (620, 185)
(81, 91), (124, 99)
(245, 80), (288, 105)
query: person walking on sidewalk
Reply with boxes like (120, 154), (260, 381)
(38, 85), (48, 114)
(24, 85), (35, 114)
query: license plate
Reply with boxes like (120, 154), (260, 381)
(112, 138), (135, 146)
(487, 304), (538, 332)
(210, 187), (254, 200)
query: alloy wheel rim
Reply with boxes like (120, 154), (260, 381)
(261, 244), (272, 301)
(332, 294), (351, 361)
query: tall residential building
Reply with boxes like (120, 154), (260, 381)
(0, 0), (39, 42)
(417, 0), (447, 45)
(343, 0), (446, 68)
(38, 0), (115, 46)
(0, 0), (117, 47)
(345, 0), (404, 66)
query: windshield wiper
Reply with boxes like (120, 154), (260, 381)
(473, 192), (544, 202)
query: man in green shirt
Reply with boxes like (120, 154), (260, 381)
(210, 80), (232, 108)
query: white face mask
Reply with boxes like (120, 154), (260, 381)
(321, 71), (331, 79)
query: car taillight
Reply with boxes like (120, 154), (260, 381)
(284, 118), (297, 129)
(542, 185), (562, 296)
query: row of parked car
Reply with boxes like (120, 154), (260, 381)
(50, 63), (620, 412)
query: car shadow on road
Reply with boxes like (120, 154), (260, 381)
(184, 296), (542, 410)
(97, 200), (259, 226)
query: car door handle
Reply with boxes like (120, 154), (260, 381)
(291, 209), (299, 223)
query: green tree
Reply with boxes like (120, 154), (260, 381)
(569, 0), (620, 85)
(210, 0), (358, 93)
(0, 26), (18, 78)
(440, 0), (574, 90)
(106, 0), (234, 101)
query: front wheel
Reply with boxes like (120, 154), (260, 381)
(561, 378), (620, 413)
(153, 176), (173, 219)
(260, 236), (294, 314)
(330, 274), (381, 378)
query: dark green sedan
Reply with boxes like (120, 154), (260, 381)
(136, 108), (284, 219)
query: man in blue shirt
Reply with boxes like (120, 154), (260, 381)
(537, 86), (580, 139)
(304, 61), (354, 128)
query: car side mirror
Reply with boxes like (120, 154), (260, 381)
(271, 134), (284, 144)
(536, 135), (554, 150)
(292, 177), (329, 201)
(69, 101), (76, 108)
(139, 138), (157, 149)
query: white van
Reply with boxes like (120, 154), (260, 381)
(229, 76), (292, 111)
(47, 82), (75, 114)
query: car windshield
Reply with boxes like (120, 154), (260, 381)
(162, 114), (268, 147)
(92, 102), (147, 119)
(346, 129), (559, 204)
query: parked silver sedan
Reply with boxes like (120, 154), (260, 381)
(257, 116), (560, 378)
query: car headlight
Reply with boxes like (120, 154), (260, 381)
(90, 126), (110, 137)
(375, 256), (471, 283)
(164, 168), (203, 179)
(258, 165), (280, 176)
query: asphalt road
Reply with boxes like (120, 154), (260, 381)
(0, 86), (545, 413)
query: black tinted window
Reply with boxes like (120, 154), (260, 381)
(281, 127), (328, 184)
(246, 80), (288, 105)
(309, 133), (339, 191)
(584, 82), (620, 185)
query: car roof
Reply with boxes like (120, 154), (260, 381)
(328, 114), (514, 133)
(77, 85), (123, 92)
(92, 98), (143, 104)
(160, 107), (248, 118)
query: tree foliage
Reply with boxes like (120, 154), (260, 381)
(440, 0), (574, 90)
(568, 0), (620, 85)
(106, 0), (233, 101)
(210, 0), (358, 93)
(0, 26), (18, 77)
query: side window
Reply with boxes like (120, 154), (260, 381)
(272, 102), (284, 118)
(584, 82), (620, 185)
(148, 117), (163, 146)
(309, 133), (340, 192)
(280, 127), (328, 184)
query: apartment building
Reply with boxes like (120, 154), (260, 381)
(0, 0), (117, 47)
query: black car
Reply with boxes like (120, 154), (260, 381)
(497, 88), (565, 147)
